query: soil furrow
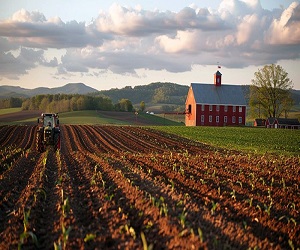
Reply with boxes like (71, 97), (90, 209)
(87, 152), (205, 249)
(92, 126), (132, 152)
(107, 126), (166, 153)
(59, 128), (138, 249)
(0, 124), (299, 249)
(122, 152), (298, 249)
(0, 125), (15, 145)
(20, 125), (37, 150)
(109, 153), (256, 249)
(0, 151), (45, 249)
(22, 149), (61, 249)
(0, 125), (19, 147)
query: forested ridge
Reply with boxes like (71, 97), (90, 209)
(0, 82), (190, 112)
(21, 94), (114, 113)
(1, 82), (299, 113)
(97, 82), (188, 105)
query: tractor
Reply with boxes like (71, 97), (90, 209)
(36, 113), (60, 152)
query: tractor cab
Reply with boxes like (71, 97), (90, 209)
(38, 113), (59, 128)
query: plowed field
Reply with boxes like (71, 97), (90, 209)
(0, 125), (299, 249)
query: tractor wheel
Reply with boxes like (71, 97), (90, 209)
(54, 133), (60, 151)
(36, 131), (44, 153)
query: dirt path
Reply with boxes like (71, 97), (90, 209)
(0, 125), (299, 249)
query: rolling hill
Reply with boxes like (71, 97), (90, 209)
(0, 83), (98, 98)
(97, 82), (189, 105)
(1, 82), (300, 115)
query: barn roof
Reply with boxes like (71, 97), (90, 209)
(267, 117), (300, 126)
(190, 83), (247, 106)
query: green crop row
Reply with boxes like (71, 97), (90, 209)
(152, 126), (300, 156)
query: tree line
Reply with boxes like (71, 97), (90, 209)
(1, 65), (297, 117)
(0, 82), (188, 113)
(96, 82), (188, 105)
(0, 97), (23, 109)
(0, 94), (137, 113)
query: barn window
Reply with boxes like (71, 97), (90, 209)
(188, 104), (192, 114)
(216, 105), (220, 111)
(239, 117), (242, 124)
(209, 105), (213, 111)
(224, 116), (227, 123)
(224, 105), (228, 112)
(202, 104), (205, 111)
(233, 106), (236, 112)
(239, 106), (243, 112)
(209, 115), (212, 122)
(201, 115), (204, 123)
(232, 116), (236, 123)
(216, 116), (219, 123)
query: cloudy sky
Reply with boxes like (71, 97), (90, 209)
(1, 0), (300, 90)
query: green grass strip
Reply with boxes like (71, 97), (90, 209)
(153, 126), (300, 156)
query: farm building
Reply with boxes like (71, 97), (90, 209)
(185, 71), (247, 126)
(265, 117), (300, 129)
(254, 118), (266, 127)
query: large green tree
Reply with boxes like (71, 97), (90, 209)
(115, 99), (133, 112)
(140, 101), (145, 112)
(250, 64), (294, 118)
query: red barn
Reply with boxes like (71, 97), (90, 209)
(185, 71), (247, 126)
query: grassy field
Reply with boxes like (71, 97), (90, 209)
(138, 113), (183, 126)
(0, 109), (181, 126)
(1, 108), (299, 156)
(156, 113), (185, 124)
(59, 111), (181, 125)
(153, 126), (300, 156)
(59, 111), (131, 125)
(0, 110), (125, 125)
(0, 107), (22, 115)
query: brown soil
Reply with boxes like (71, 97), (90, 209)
(0, 110), (41, 122)
(0, 125), (299, 249)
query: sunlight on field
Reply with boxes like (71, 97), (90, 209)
(0, 125), (299, 249)
(0, 107), (22, 115)
(59, 111), (130, 125)
(154, 126), (300, 156)
(1, 109), (299, 156)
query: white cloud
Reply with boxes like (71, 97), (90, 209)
(0, 1), (299, 80)
(42, 57), (58, 67)
(265, 2), (300, 45)
(236, 14), (260, 45)
(0, 47), (44, 79)
(0, 9), (106, 49)
(218, 0), (262, 17)
(155, 30), (200, 53)
(11, 9), (46, 23)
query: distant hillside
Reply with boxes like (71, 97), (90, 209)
(0, 86), (29, 98)
(1, 82), (299, 113)
(0, 83), (98, 98)
(96, 83), (300, 113)
(291, 89), (300, 105)
(97, 82), (189, 106)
